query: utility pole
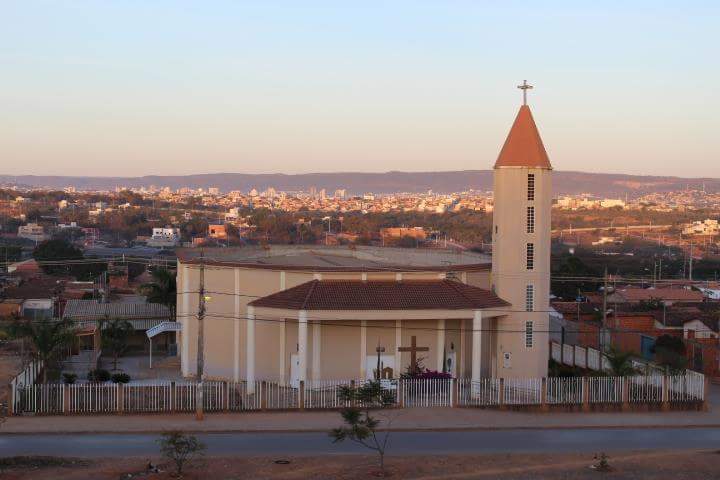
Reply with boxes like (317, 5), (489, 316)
(601, 266), (608, 356)
(689, 242), (693, 281)
(196, 250), (206, 420)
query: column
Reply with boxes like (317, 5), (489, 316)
(181, 265), (190, 376)
(360, 320), (367, 379)
(246, 306), (256, 393)
(471, 310), (482, 382)
(298, 310), (308, 383)
(279, 320), (286, 384)
(233, 268), (240, 382)
(459, 319), (466, 378)
(312, 320), (321, 380)
(395, 320), (402, 376)
(437, 319), (446, 371)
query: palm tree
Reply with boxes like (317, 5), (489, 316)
(12, 318), (75, 383)
(605, 346), (637, 377)
(142, 268), (177, 319)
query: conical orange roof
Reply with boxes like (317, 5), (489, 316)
(494, 105), (552, 169)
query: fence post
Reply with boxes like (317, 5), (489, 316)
(117, 383), (124, 414)
(398, 379), (404, 408)
(661, 376), (670, 412)
(498, 378), (505, 409)
(63, 385), (70, 415)
(298, 380), (305, 411)
(196, 382), (204, 420)
(582, 377), (590, 412)
(170, 381), (175, 413)
(622, 377), (630, 411)
(703, 376), (710, 412)
(260, 381), (268, 410)
(8, 384), (14, 416)
(452, 378), (459, 408)
(223, 381), (230, 413)
(349, 380), (356, 408)
(540, 378), (548, 412)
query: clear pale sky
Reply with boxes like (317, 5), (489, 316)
(1, 1), (718, 177)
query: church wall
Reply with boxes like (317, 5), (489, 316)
(319, 320), (362, 380)
(400, 319), (440, 372)
(178, 261), (495, 381)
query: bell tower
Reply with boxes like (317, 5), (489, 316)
(491, 81), (552, 378)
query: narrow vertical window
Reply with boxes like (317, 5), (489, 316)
(525, 321), (534, 348)
(526, 206), (535, 234)
(525, 284), (534, 312)
(527, 174), (535, 201)
(526, 243), (534, 270)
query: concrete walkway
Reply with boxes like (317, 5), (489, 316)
(2, 405), (718, 434)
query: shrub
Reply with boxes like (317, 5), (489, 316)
(415, 369), (452, 379)
(87, 369), (111, 382)
(62, 373), (78, 384)
(111, 372), (130, 384)
(158, 431), (206, 476)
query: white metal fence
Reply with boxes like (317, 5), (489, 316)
(10, 373), (705, 416)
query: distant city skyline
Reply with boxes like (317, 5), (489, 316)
(2, 1), (718, 177)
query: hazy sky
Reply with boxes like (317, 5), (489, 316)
(1, 1), (718, 177)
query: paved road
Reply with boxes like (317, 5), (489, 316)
(2, 428), (719, 458)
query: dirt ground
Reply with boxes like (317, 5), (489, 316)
(2, 450), (720, 480)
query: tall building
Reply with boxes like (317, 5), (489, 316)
(491, 85), (552, 378)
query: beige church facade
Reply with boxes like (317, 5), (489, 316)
(176, 95), (553, 383)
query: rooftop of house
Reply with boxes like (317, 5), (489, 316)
(249, 279), (509, 311)
(62, 299), (171, 321)
(177, 245), (491, 272)
(610, 287), (705, 303)
(551, 301), (599, 316)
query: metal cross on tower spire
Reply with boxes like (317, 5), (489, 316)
(517, 80), (533, 105)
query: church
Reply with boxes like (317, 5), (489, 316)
(175, 86), (552, 385)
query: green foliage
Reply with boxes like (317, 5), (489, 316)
(141, 268), (177, 317)
(0, 245), (22, 263)
(331, 381), (397, 474)
(652, 334), (687, 373)
(87, 368), (111, 382)
(604, 347), (637, 377)
(101, 318), (134, 370)
(111, 372), (130, 383)
(551, 254), (600, 300)
(158, 431), (206, 476)
(32, 238), (107, 280)
(62, 373), (77, 384)
(11, 318), (75, 383)
(548, 359), (586, 377)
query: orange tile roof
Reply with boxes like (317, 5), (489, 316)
(494, 105), (552, 169)
(249, 280), (510, 311)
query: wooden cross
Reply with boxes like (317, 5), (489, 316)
(517, 79), (533, 105)
(398, 336), (429, 368)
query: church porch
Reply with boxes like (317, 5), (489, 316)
(248, 306), (509, 385)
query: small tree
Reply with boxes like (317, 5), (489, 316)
(605, 346), (637, 377)
(330, 380), (398, 475)
(158, 431), (206, 477)
(102, 318), (134, 371)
